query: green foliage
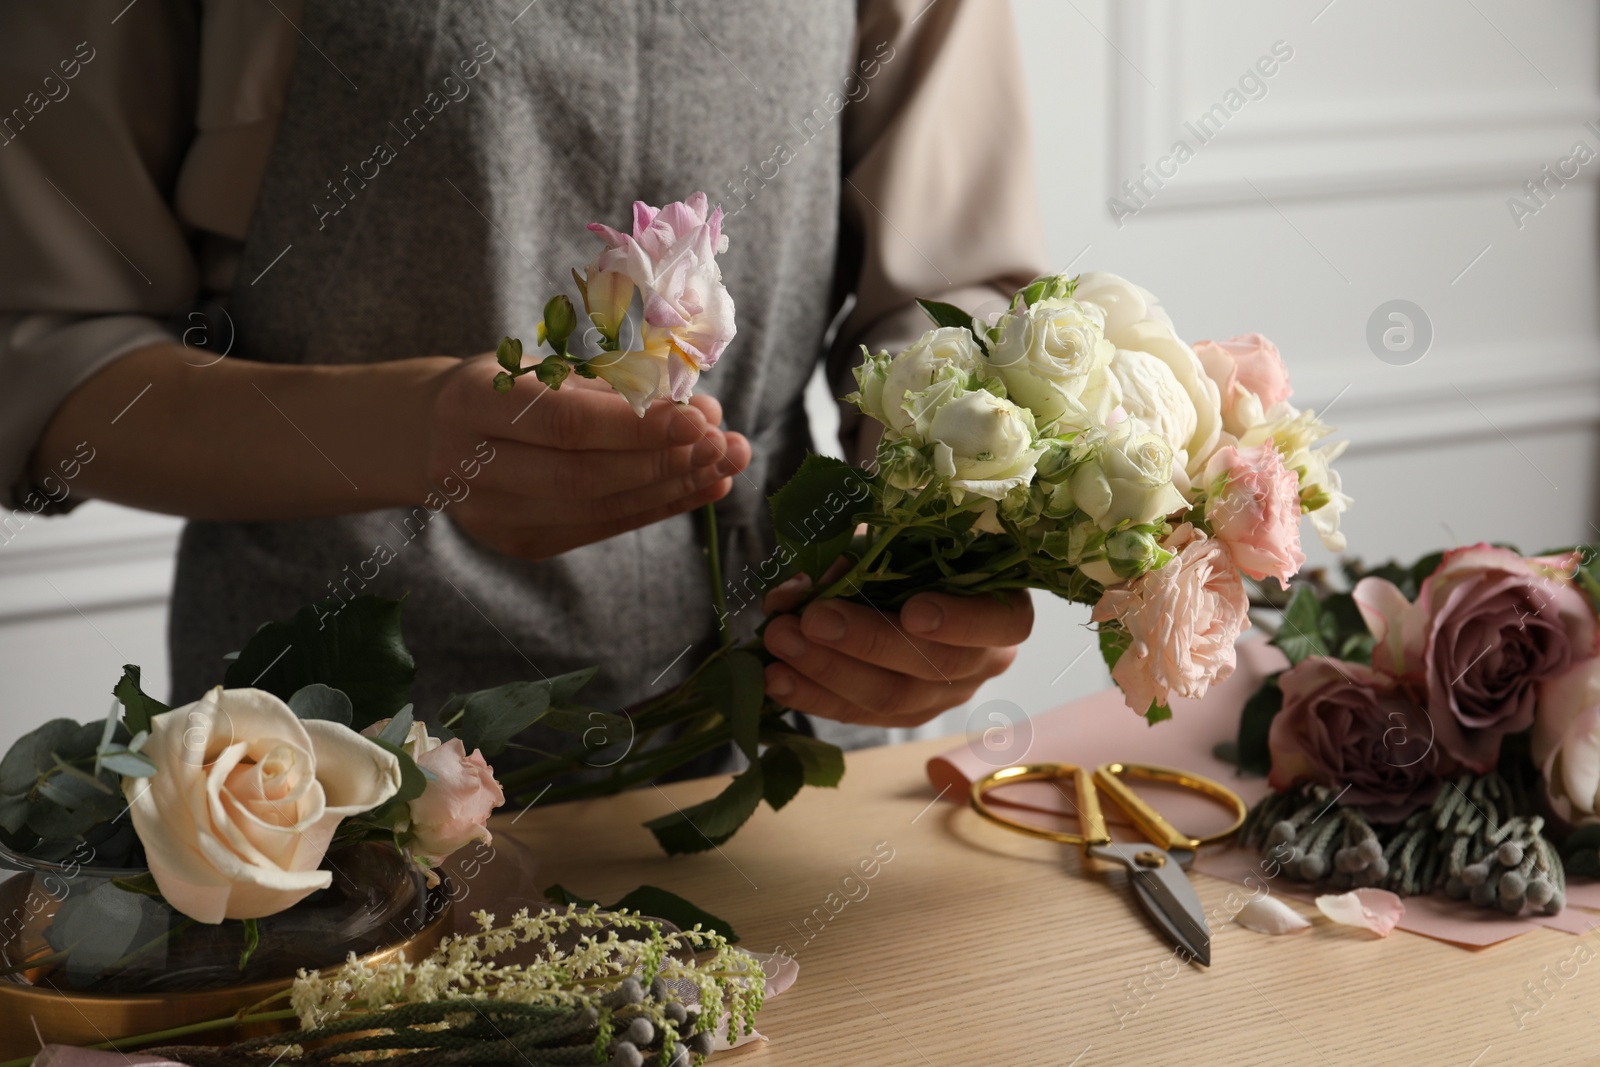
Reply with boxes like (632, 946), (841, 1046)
(1561, 823), (1600, 879)
(112, 665), (168, 736)
(442, 668), (601, 758)
(1145, 703), (1172, 726)
(543, 883), (741, 943)
(768, 454), (871, 583)
(704, 652), (765, 761)
(758, 745), (806, 811)
(1236, 676), (1283, 776)
(223, 595), (416, 732)
(644, 767), (765, 854)
(1272, 585), (1335, 666)
(1098, 626), (1130, 673)
(915, 298), (977, 335)
(288, 683), (354, 725)
(495, 336), (524, 372)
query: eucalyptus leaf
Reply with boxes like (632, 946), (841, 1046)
(98, 751), (158, 779)
(0, 719), (82, 794)
(452, 681), (552, 757)
(288, 683), (354, 725)
(376, 704), (416, 747)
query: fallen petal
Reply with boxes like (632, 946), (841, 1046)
(1315, 888), (1405, 937)
(1235, 895), (1312, 935)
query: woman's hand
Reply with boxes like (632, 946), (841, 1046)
(760, 578), (1033, 728)
(426, 355), (751, 561)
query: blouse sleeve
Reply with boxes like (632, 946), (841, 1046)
(830, 0), (1050, 457)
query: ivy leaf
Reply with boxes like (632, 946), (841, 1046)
(224, 595), (415, 731)
(1236, 677), (1283, 776)
(704, 652), (766, 761)
(914, 298), (976, 334)
(768, 455), (871, 583)
(1273, 585), (1331, 666)
(112, 666), (168, 737)
(543, 884), (740, 943)
(644, 767), (765, 854)
(287, 684), (354, 725)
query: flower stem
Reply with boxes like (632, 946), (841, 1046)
(702, 502), (733, 650)
(0, 1009), (300, 1067)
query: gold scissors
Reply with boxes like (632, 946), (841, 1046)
(970, 762), (1247, 966)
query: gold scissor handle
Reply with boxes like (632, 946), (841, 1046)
(1093, 762), (1248, 851)
(968, 761), (1247, 850)
(968, 763), (1111, 846)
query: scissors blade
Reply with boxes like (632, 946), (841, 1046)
(1088, 843), (1212, 966)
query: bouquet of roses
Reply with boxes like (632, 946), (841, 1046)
(489, 193), (1348, 851)
(1233, 543), (1600, 918)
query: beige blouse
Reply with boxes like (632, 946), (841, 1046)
(0, 0), (1046, 510)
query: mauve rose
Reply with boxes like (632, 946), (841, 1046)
(1269, 658), (1451, 822)
(1355, 545), (1596, 772)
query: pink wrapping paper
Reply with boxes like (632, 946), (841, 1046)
(927, 640), (1600, 947)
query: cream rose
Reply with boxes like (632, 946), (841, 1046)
(1091, 524), (1251, 714)
(853, 327), (984, 441)
(925, 388), (1044, 503)
(1535, 658), (1600, 824)
(1068, 426), (1187, 532)
(126, 687), (402, 924)
(1108, 347), (1197, 487)
(984, 297), (1119, 431)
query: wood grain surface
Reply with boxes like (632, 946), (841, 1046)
(500, 734), (1593, 1067)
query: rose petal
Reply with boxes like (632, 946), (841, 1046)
(1315, 888), (1405, 937)
(1235, 895), (1312, 935)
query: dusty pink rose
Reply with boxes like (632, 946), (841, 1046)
(1092, 523), (1250, 714)
(1354, 545), (1597, 772)
(1202, 440), (1305, 589)
(362, 719), (506, 867)
(588, 192), (735, 401)
(1269, 658), (1451, 822)
(1532, 657), (1600, 824)
(1194, 334), (1292, 435)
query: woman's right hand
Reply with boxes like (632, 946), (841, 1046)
(424, 355), (751, 561)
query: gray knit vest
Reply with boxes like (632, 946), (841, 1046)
(171, 0), (885, 765)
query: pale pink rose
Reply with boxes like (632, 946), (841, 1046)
(362, 719), (506, 867)
(1354, 545), (1597, 771)
(1194, 334), (1292, 435)
(1202, 440), (1305, 589)
(1091, 524), (1251, 714)
(588, 192), (735, 401)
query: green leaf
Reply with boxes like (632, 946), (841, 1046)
(378, 742), (428, 806)
(644, 767), (765, 854)
(97, 751), (157, 778)
(496, 336), (524, 371)
(914, 298), (976, 334)
(704, 652), (766, 761)
(541, 884), (741, 943)
(287, 683), (354, 725)
(452, 681), (552, 757)
(1098, 626), (1131, 673)
(775, 734), (845, 788)
(768, 454), (871, 582)
(548, 667), (599, 704)
(223, 595), (416, 731)
(376, 704), (416, 747)
(759, 745), (805, 811)
(1145, 703), (1173, 726)
(1236, 677), (1283, 776)
(113, 666), (169, 737)
(0, 795), (28, 835)
(1561, 822), (1600, 878)
(0, 719), (82, 794)
(611, 886), (740, 942)
(1273, 585), (1331, 666)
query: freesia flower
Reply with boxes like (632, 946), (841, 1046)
(126, 687), (401, 923)
(588, 193), (735, 401)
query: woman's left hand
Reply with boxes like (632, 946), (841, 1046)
(760, 580), (1033, 728)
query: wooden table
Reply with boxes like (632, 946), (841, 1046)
(503, 734), (1593, 1066)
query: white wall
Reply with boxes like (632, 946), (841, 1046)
(4, 0), (1597, 755)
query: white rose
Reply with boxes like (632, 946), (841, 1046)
(1071, 271), (1175, 337)
(1068, 426), (1188, 531)
(985, 298), (1119, 430)
(126, 687), (402, 923)
(1108, 347), (1197, 487)
(925, 388), (1044, 503)
(853, 327), (984, 440)
(1534, 659), (1600, 823)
